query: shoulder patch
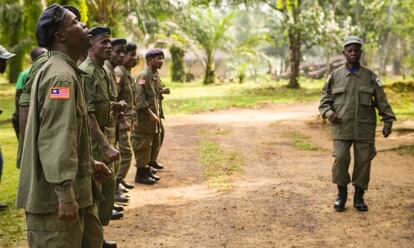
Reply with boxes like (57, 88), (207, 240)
(375, 77), (382, 87)
(50, 87), (70, 100)
(138, 79), (146, 85)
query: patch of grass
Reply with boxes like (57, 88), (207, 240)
(0, 78), (26, 248)
(390, 144), (414, 156)
(198, 140), (242, 190)
(213, 128), (230, 135)
(285, 131), (324, 151)
(163, 77), (323, 115)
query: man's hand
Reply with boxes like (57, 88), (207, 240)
(58, 201), (79, 220)
(161, 88), (170, 95)
(328, 112), (341, 123)
(118, 114), (131, 131)
(110, 101), (128, 112)
(383, 126), (392, 138)
(92, 160), (112, 183)
(103, 145), (120, 161)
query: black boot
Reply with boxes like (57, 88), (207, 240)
(354, 187), (368, 211)
(103, 240), (117, 248)
(148, 167), (160, 181)
(135, 167), (156, 185)
(334, 185), (347, 211)
(120, 179), (135, 189)
(149, 161), (164, 170)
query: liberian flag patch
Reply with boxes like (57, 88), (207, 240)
(50, 87), (70, 100)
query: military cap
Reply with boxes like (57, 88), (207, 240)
(145, 48), (164, 59)
(89, 27), (111, 40)
(125, 42), (137, 52)
(0, 45), (16, 60)
(343, 36), (363, 47)
(63, 5), (81, 22)
(111, 38), (127, 46)
(36, 4), (81, 48)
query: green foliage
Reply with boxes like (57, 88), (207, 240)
(285, 131), (325, 151)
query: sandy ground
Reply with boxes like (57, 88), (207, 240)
(101, 102), (414, 248)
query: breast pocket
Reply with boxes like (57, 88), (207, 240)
(359, 87), (374, 106)
(332, 87), (346, 105)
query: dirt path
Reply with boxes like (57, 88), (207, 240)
(106, 102), (414, 248)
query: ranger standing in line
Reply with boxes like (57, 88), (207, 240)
(115, 41), (138, 189)
(104, 38), (130, 204)
(16, 4), (110, 247)
(319, 36), (396, 212)
(131, 48), (167, 185)
(0, 45), (16, 211)
(16, 6), (81, 169)
(149, 51), (170, 171)
(79, 26), (121, 248)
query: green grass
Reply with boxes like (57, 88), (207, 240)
(285, 131), (325, 151)
(163, 76), (323, 115)
(0, 79), (25, 248)
(198, 139), (242, 190)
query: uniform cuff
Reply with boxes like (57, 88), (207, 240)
(55, 182), (76, 203)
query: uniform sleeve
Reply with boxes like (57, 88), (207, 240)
(372, 75), (396, 124)
(38, 81), (78, 203)
(83, 74), (98, 113)
(318, 74), (334, 118)
(135, 74), (150, 109)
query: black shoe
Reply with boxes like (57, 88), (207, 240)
(135, 167), (156, 185)
(115, 192), (130, 203)
(118, 183), (129, 193)
(149, 161), (164, 170)
(120, 179), (135, 189)
(150, 166), (158, 174)
(103, 240), (117, 248)
(0, 203), (7, 211)
(354, 187), (368, 211)
(113, 203), (124, 212)
(148, 167), (160, 181)
(334, 185), (347, 211)
(111, 210), (124, 220)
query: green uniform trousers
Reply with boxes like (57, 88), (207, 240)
(332, 140), (377, 189)
(97, 160), (118, 226)
(26, 204), (103, 248)
(131, 132), (160, 168)
(117, 129), (133, 180)
(150, 120), (164, 163)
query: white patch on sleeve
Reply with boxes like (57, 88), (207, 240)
(375, 77), (382, 87)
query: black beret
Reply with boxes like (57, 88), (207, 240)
(145, 48), (164, 59)
(125, 42), (137, 52)
(89, 27), (111, 40)
(36, 4), (69, 47)
(111, 38), (127, 46)
(63, 5), (81, 22)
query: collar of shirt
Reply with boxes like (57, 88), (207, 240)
(345, 63), (361, 76)
(51, 50), (87, 75)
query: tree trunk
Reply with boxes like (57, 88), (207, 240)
(286, 27), (301, 89)
(203, 50), (215, 85)
(286, 2), (301, 89)
(393, 36), (402, 75)
(169, 45), (185, 82)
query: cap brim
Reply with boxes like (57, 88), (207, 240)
(344, 42), (362, 47)
(0, 52), (16, 60)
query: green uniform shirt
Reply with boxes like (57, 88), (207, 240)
(80, 57), (112, 163)
(115, 65), (135, 117)
(19, 53), (49, 106)
(319, 65), (396, 140)
(16, 68), (30, 90)
(134, 67), (160, 134)
(16, 51), (94, 214)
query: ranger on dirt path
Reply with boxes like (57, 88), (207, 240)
(319, 36), (396, 212)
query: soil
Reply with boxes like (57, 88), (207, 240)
(103, 102), (414, 248)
